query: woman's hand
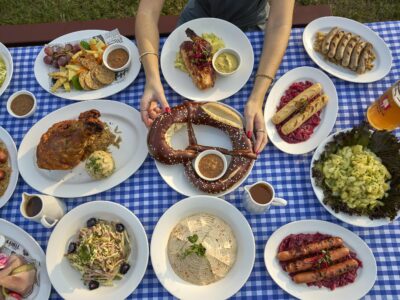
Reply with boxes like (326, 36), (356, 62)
(244, 97), (268, 154)
(140, 80), (170, 127)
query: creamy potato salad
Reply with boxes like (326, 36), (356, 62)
(322, 145), (391, 210)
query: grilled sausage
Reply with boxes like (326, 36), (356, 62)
(327, 30), (345, 58)
(281, 94), (329, 135)
(334, 32), (352, 61)
(356, 43), (373, 74)
(293, 258), (359, 284)
(277, 237), (344, 262)
(341, 35), (360, 67)
(285, 247), (350, 273)
(321, 27), (339, 54)
(272, 83), (322, 125)
(0, 149), (7, 164)
(349, 41), (367, 71)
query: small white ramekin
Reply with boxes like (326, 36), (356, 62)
(102, 43), (131, 72)
(194, 149), (228, 181)
(212, 48), (241, 76)
(7, 90), (37, 118)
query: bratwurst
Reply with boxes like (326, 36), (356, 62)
(293, 258), (359, 284)
(285, 247), (350, 273)
(277, 237), (344, 262)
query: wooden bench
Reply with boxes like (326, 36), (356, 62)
(0, 4), (331, 47)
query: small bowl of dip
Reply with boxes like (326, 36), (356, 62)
(212, 48), (241, 76)
(7, 90), (37, 118)
(103, 43), (131, 72)
(194, 149), (227, 181)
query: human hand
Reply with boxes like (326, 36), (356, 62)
(140, 80), (170, 127)
(244, 98), (268, 154)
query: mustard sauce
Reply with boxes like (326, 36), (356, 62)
(215, 52), (239, 73)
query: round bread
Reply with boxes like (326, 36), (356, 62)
(79, 71), (91, 90)
(77, 54), (98, 70)
(147, 101), (256, 194)
(84, 70), (104, 90)
(93, 65), (115, 85)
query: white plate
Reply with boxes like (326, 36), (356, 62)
(161, 18), (254, 101)
(34, 30), (141, 101)
(264, 220), (377, 300)
(0, 126), (18, 208)
(0, 218), (52, 300)
(18, 100), (147, 198)
(155, 104), (254, 197)
(310, 129), (399, 227)
(46, 201), (149, 300)
(151, 195), (255, 300)
(0, 42), (13, 97)
(303, 16), (392, 83)
(264, 66), (338, 155)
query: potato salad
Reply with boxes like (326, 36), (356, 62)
(322, 145), (391, 210)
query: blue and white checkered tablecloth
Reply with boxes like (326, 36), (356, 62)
(1, 21), (400, 300)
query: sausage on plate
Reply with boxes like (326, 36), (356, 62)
(349, 41), (367, 71)
(293, 258), (359, 284)
(272, 83), (322, 125)
(321, 27), (339, 54)
(334, 32), (352, 61)
(356, 43), (373, 74)
(285, 247), (350, 273)
(341, 35), (360, 67)
(277, 237), (343, 262)
(281, 94), (329, 135)
(327, 30), (345, 58)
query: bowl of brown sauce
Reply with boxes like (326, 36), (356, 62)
(7, 90), (36, 118)
(194, 149), (227, 181)
(103, 43), (131, 72)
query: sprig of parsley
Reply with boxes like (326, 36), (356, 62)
(181, 234), (206, 259)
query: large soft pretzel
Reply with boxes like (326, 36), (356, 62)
(148, 101), (256, 194)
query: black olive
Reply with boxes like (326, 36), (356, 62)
(87, 218), (97, 227)
(88, 280), (99, 290)
(119, 262), (130, 275)
(67, 242), (77, 254)
(115, 223), (125, 232)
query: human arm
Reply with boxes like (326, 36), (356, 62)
(135, 0), (170, 127)
(245, 0), (295, 153)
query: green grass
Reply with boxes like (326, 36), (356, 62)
(0, 0), (399, 25)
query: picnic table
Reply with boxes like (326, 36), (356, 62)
(0, 20), (400, 299)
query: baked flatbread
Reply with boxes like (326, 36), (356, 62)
(167, 213), (237, 285)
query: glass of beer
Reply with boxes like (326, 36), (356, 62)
(367, 80), (400, 131)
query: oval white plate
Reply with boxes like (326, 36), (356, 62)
(0, 126), (18, 208)
(303, 16), (392, 83)
(310, 129), (400, 227)
(161, 18), (254, 101)
(18, 100), (147, 198)
(46, 201), (149, 300)
(155, 104), (254, 197)
(264, 220), (377, 300)
(264, 66), (338, 155)
(34, 30), (140, 101)
(0, 42), (13, 97)
(151, 195), (255, 300)
(0, 218), (52, 300)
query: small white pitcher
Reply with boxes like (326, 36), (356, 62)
(243, 181), (287, 214)
(20, 192), (66, 228)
